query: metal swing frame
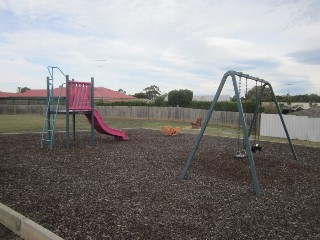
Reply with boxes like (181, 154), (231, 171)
(181, 70), (298, 196)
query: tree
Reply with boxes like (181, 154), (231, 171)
(118, 89), (126, 94)
(168, 89), (193, 107)
(17, 87), (31, 93)
(133, 92), (148, 99)
(143, 85), (161, 100)
(154, 94), (168, 107)
(247, 85), (272, 101)
(232, 85), (273, 102)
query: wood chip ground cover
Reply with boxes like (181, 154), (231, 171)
(0, 129), (319, 239)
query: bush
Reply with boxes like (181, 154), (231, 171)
(95, 98), (262, 113)
(168, 89), (193, 107)
(154, 96), (168, 107)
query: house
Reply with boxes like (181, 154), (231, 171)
(192, 95), (231, 102)
(289, 106), (320, 118)
(0, 87), (135, 103)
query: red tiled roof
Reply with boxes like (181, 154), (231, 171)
(0, 91), (18, 97)
(0, 87), (135, 100)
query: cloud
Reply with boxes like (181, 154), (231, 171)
(0, 0), (320, 96)
(287, 49), (320, 65)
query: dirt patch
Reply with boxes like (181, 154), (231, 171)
(1, 129), (320, 239)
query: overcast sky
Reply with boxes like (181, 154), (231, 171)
(1, 0), (319, 96)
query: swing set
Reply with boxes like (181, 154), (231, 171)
(181, 70), (298, 196)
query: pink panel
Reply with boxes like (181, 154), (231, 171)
(68, 81), (92, 110)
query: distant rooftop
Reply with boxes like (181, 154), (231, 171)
(289, 106), (320, 118)
(192, 95), (230, 102)
(0, 87), (135, 101)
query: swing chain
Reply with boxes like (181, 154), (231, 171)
(237, 76), (242, 152)
(235, 76), (247, 158)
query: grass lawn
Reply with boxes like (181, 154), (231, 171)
(0, 114), (319, 148)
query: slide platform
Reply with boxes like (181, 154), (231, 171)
(84, 109), (129, 140)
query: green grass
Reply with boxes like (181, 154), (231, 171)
(0, 114), (319, 148)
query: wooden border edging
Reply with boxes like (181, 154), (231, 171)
(0, 202), (63, 240)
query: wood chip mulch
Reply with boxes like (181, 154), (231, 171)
(1, 129), (319, 239)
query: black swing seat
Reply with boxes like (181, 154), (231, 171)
(251, 143), (262, 153)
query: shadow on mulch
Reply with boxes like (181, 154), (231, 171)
(1, 129), (319, 239)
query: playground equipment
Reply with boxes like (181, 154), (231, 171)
(40, 66), (128, 149)
(191, 118), (202, 129)
(162, 126), (181, 136)
(181, 70), (298, 196)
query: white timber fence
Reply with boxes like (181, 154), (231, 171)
(260, 114), (320, 142)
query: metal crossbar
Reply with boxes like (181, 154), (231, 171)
(233, 71), (269, 84)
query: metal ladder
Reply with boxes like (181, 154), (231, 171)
(41, 66), (66, 149)
(40, 82), (63, 150)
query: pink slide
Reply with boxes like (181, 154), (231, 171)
(84, 109), (129, 140)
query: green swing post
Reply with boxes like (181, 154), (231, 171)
(248, 83), (297, 160)
(232, 74), (261, 196)
(181, 71), (228, 179)
(268, 84), (298, 160)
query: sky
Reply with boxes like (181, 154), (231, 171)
(0, 0), (320, 97)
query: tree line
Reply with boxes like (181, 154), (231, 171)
(16, 84), (319, 112)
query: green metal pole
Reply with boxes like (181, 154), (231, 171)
(268, 84), (298, 160)
(181, 70), (261, 196)
(73, 112), (76, 142)
(66, 75), (70, 149)
(46, 77), (51, 142)
(232, 74), (261, 196)
(181, 70), (230, 179)
(90, 77), (95, 146)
